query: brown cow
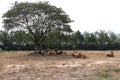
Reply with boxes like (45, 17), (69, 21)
(72, 52), (87, 59)
(106, 51), (114, 57)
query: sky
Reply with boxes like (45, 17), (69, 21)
(0, 0), (120, 34)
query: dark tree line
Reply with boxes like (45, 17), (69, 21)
(0, 30), (120, 50)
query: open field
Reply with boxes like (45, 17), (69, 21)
(0, 50), (120, 80)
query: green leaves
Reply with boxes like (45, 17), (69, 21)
(2, 1), (72, 52)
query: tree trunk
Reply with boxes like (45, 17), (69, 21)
(34, 43), (38, 53)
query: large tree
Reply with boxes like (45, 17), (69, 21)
(2, 1), (72, 53)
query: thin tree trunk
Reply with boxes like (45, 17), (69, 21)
(34, 45), (38, 53)
(34, 42), (38, 53)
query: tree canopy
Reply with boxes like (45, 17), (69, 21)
(2, 1), (72, 53)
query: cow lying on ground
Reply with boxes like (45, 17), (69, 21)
(72, 52), (87, 59)
(106, 51), (114, 57)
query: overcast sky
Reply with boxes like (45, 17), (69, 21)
(0, 0), (120, 33)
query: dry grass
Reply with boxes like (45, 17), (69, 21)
(0, 50), (120, 80)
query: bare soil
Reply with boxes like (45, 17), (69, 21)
(0, 50), (120, 80)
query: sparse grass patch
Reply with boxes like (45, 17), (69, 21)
(101, 67), (120, 73)
(84, 77), (115, 80)
(95, 67), (120, 80)
(28, 63), (37, 70)
(84, 78), (101, 80)
(97, 70), (111, 78)
(110, 67), (120, 73)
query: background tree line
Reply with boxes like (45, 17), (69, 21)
(0, 30), (120, 50)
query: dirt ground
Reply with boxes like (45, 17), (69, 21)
(0, 50), (120, 80)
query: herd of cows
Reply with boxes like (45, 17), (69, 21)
(35, 49), (115, 59)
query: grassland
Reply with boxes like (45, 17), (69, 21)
(0, 50), (120, 80)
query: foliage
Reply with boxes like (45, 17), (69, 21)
(2, 1), (72, 52)
(1, 30), (120, 50)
